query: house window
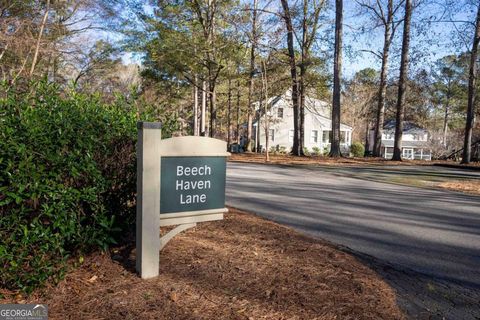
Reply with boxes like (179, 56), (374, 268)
(277, 108), (284, 118)
(384, 133), (394, 140)
(288, 130), (294, 142)
(322, 130), (330, 143)
(311, 130), (318, 143)
(340, 131), (346, 143)
(269, 129), (275, 141)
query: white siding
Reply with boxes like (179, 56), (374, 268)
(257, 94), (352, 153)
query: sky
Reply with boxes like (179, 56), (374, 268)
(88, 0), (475, 80)
(342, 0), (474, 78)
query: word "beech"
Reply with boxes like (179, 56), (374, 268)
(176, 165), (212, 176)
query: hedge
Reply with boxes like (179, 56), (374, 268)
(0, 81), (174, 292)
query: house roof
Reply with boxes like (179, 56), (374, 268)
(383, 120), (428, 134)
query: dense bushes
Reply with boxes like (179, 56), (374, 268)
(0, 82), (169, 292)
(350, 142), (365, 157)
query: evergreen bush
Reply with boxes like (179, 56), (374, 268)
(350, 142), (365, 158)
(0, 81), (174, 292)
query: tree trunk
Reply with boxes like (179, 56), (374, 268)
(373, 0), (393, 157)
(392, 0), (412, 161)
(201, 80), (207, 136)
(262, 60), (270, 162)
(227, 77), (232, 148)
(209, 82), (216, 137)
(299, 68), (305, 155)
(298, 0), (307, 156)
(280, 0), (301, 156)
(462, 3), (480, 164)
(247, 113), (253, 150)
(442, 100), (449, 147)
(236, 80), (241, 144)
(329, 0), (343, 157)
(256, 115), (261, 152)
(246, 0), (258, 152)
(364, 120), (370, 157)
(193, 76), (199, 136)
(30, 0), (50, 76)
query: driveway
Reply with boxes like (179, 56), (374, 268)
(226, 162), (480, 319)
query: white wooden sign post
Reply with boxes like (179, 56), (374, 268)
(136, 122), (229, 279)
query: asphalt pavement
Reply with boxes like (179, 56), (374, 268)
(226, 162), (480, 319)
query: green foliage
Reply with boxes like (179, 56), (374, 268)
(0, 81), (175, 292)
(311, 146), (321, 156)
(303, 147), (310, 156)
(350, 142), (365, 158)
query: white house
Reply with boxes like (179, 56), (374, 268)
(254, 90), (353, 153)
(368, 120), (432, 160)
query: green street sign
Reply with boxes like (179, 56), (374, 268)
(160, 156), (226, 214)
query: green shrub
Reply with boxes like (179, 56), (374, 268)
(350, 142), (365, 158)
(303, 147), (310, 156)
(0, 81), (175, 292)
(323, 146), (330, 156)
(311, 146), (321, 156)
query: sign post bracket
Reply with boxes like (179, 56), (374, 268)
(159, 223), (197, 250)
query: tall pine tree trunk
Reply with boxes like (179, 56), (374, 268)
(392, 0), (412, 161)
(246, 0), (258, 152)
(209, 82), (216, 137)
(373, 1), (393, 157)
(236, 80), (241, 144)
(262, 60), (270, 162)
(281, 0), (301, 156)
(201, 81), (207, 136)
(227, 77), (232, 147)
(193, 76), (199, 136)
(364, 120), (370, 156)
(462, 3), (480, 164)
(329, 0), (343, 157)
(299, 65), (306, 155)
(442, 100), (449, 147)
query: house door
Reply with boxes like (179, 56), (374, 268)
(403, 148), (413, 160)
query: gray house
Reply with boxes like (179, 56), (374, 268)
(368, 120), (432, 160)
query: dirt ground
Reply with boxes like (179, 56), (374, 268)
(1, 208), (404, 320)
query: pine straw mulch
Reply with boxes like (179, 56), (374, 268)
(438, 180), (480, 195)
(1, 208), (404, 320)
(229, 153), (436, 167)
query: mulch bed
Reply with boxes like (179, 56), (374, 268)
(1, 208), (404, 319)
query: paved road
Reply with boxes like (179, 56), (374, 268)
(226, 162), (480, 319)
